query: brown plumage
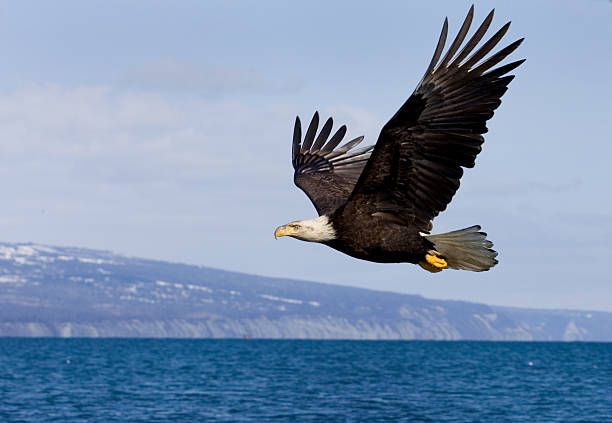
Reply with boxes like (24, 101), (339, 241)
(275, 6), (524, 272)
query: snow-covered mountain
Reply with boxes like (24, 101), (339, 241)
(1, 242), (610, 340)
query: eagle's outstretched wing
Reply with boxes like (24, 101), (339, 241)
(292, 112), (374, 216)
(348, 6), (524, 232)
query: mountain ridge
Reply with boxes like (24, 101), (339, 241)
(1, 242), (610, 340)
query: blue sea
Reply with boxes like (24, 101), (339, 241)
(0, 339), (610, 422)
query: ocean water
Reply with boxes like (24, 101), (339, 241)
(0, 339), (610, 422)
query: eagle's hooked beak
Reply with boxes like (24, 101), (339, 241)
(274, 224), (297, 239)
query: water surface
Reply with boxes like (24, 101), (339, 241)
(0, 339), (610, 422)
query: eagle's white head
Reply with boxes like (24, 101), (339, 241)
(274, 215), (336, 243)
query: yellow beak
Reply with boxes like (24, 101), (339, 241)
(274, 225), (296, 239)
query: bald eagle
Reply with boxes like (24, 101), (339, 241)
(275, 7), (524, 272)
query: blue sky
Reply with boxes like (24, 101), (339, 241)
(0, 1), (610, 311)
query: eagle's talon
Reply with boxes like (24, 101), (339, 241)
(425, 253), (447, 269)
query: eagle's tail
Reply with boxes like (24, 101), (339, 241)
(423, 225), (498, 272)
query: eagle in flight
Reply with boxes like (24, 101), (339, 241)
(275, 7), (524, 272)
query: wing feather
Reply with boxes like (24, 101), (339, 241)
(321, 126), (347, 152)
(450, 9), (495, 67)
(437, 5), (474, 70)
(311, 117), (333, 151)
(300, 112), (319, 152)
(323, 136), (366, 160)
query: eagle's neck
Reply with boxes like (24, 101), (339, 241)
(296, 215), (336, 242)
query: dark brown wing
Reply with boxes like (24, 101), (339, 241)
(348, 6), (524, 232)
(292, 112), (374, 215)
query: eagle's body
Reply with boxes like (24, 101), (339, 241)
(327, 204), (434, 264)
(275, 7), (524, 273)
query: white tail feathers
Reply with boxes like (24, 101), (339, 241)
(424, 225), (498, 272)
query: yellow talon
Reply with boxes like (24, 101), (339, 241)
(426, 253), (447, 268)
(418, 253), (447, 273)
